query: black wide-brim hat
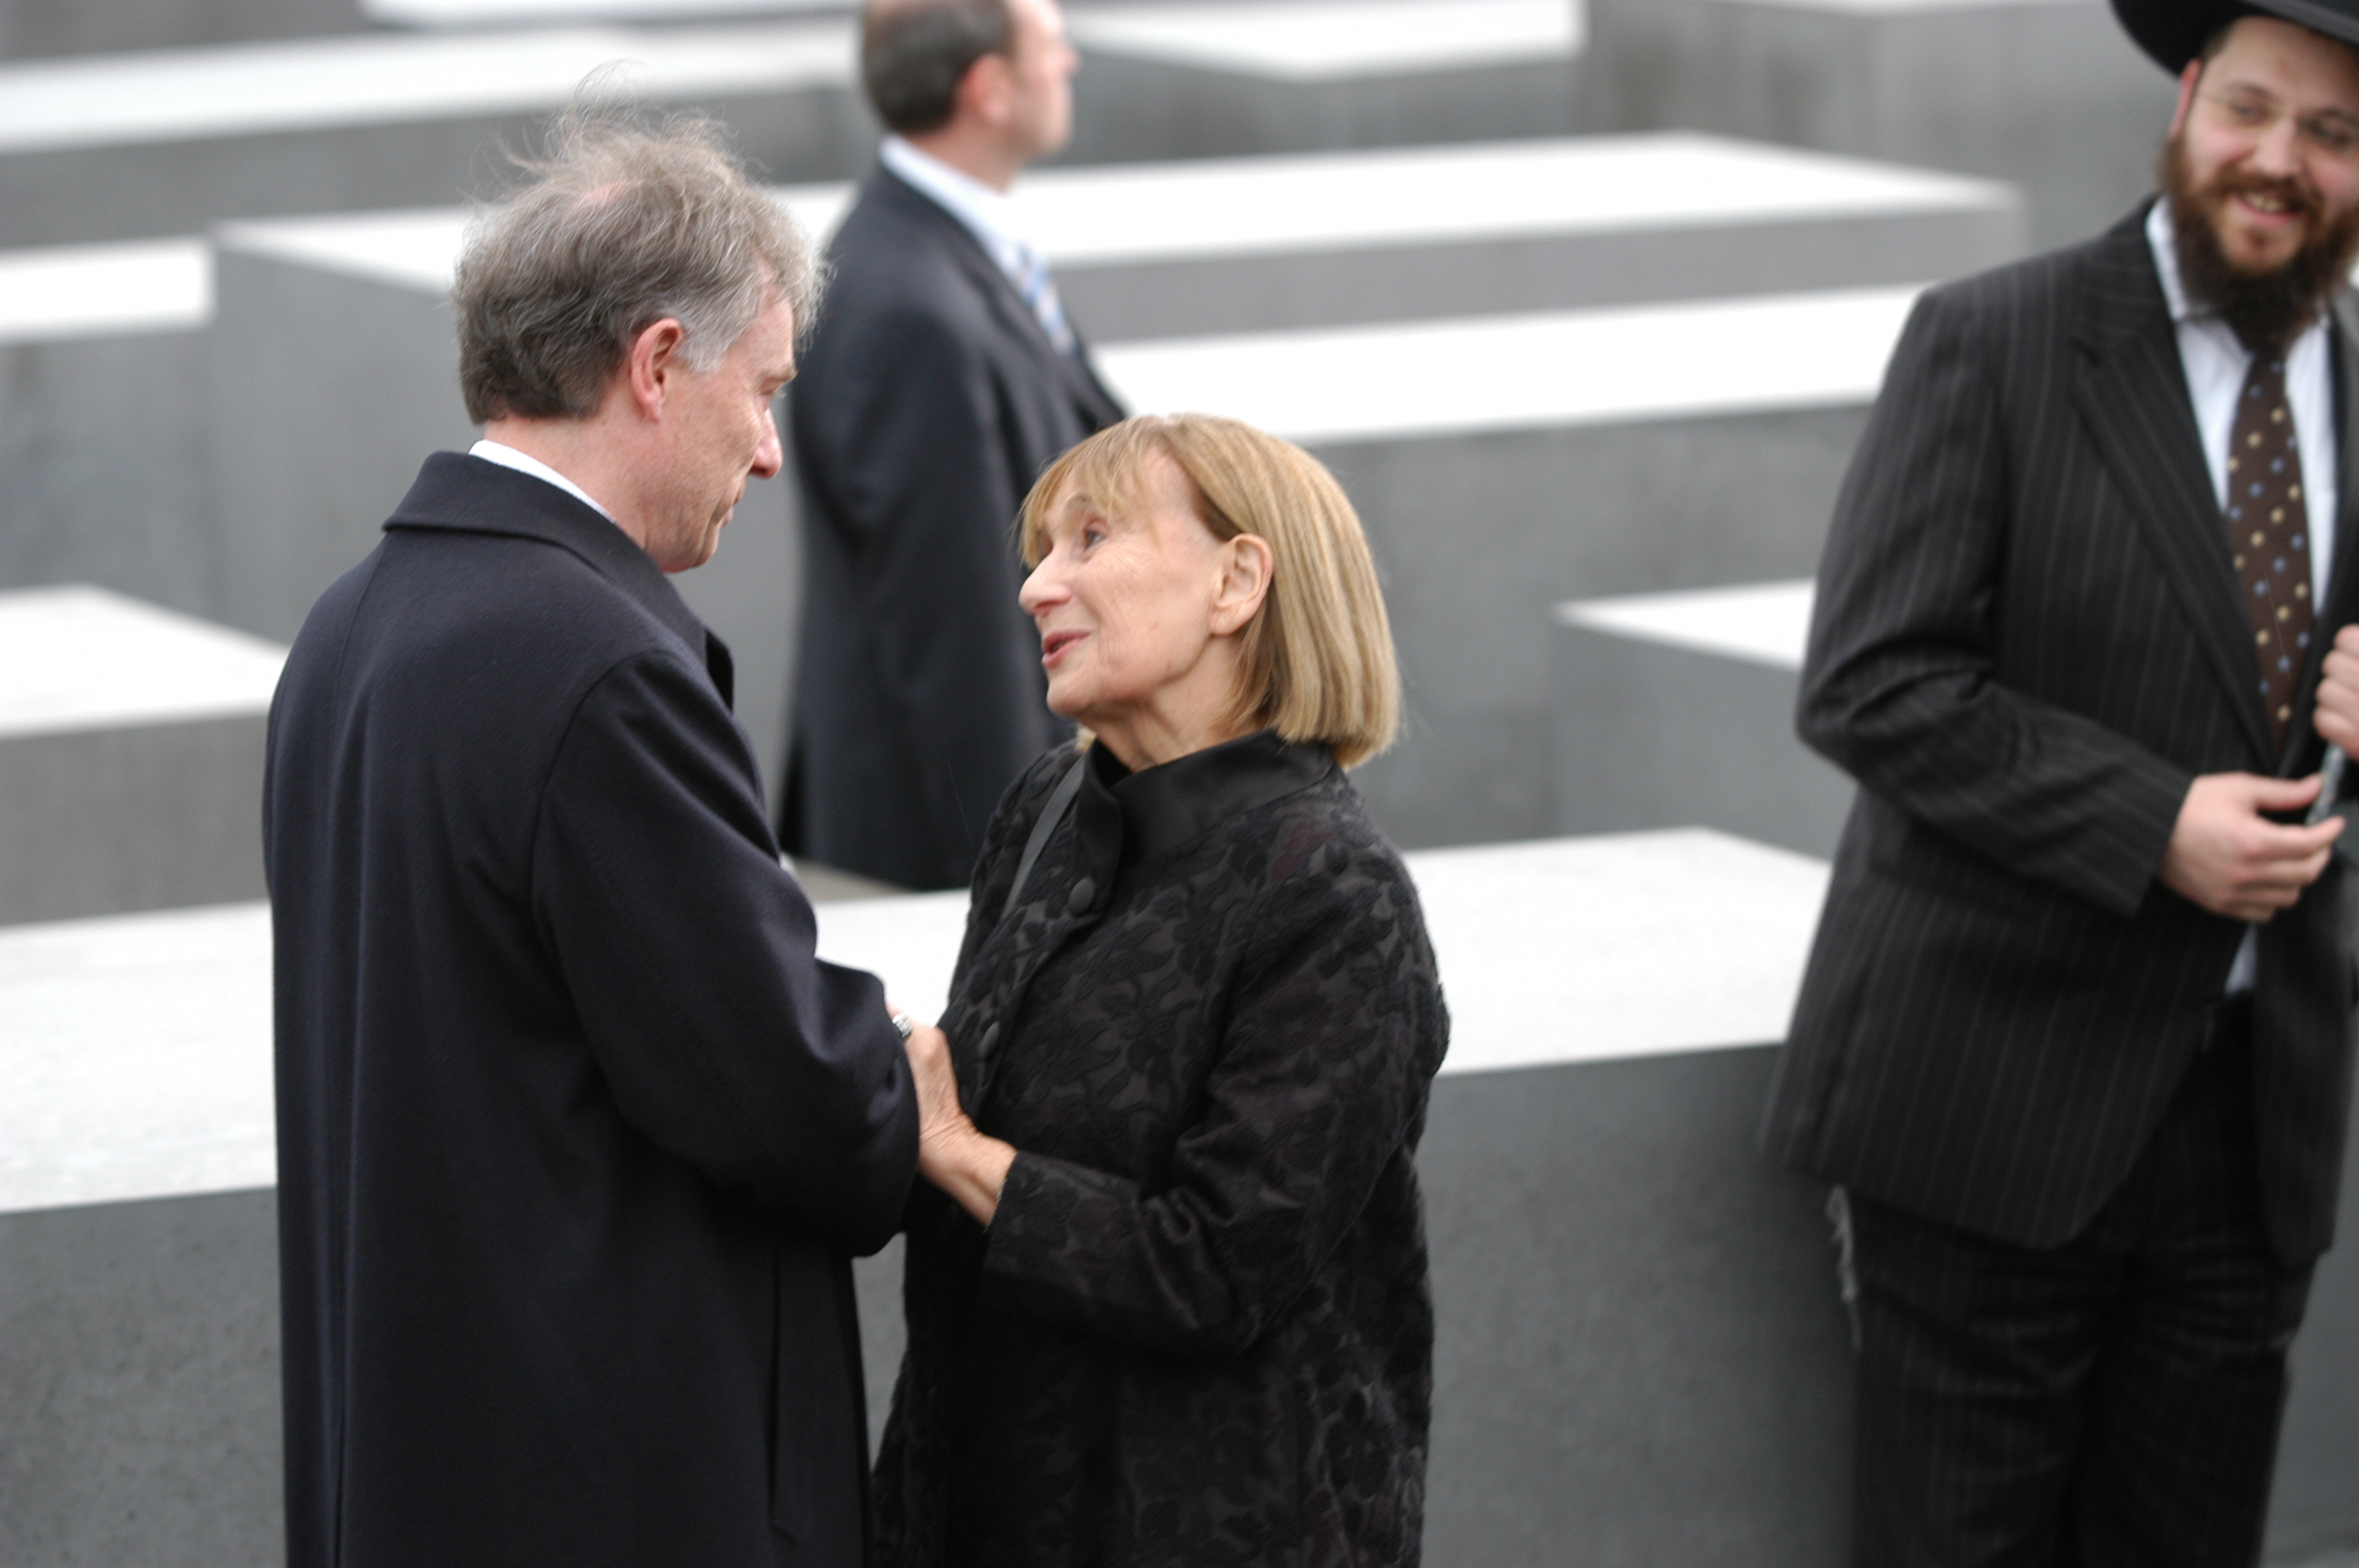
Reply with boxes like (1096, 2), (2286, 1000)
(2114, 0), (2359, 71)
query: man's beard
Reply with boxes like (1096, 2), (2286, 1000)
(2157, 132), (2359, 354)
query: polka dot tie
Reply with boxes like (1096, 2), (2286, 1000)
(2226, 353), (2314, 750)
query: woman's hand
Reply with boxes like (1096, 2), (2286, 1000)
(903, 1022), (1017, 1227)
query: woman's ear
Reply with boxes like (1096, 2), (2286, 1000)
(1209, 534), (1274, 637)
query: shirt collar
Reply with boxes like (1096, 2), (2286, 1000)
(387, 452), (724, 699)
(1070, 729), (1339, 895)
(469, 437), (615, 522)
(878, 136), (1032, 278)
(2146, 197), (2199, 325)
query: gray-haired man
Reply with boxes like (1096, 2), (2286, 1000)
(264, 112), (925, 1568)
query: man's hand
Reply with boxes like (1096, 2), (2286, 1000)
(2158, 772), (2343, 921)
(901, 1022), (1015, 1226)
(2315, 625), (2359, 754)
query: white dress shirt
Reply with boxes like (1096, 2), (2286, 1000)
(879, 135), (1039, 290)
(2146, 201), (2340, 992)
(469, 437), (614, 523)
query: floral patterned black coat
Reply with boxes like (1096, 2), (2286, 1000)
(871, 731), (1449, 1568)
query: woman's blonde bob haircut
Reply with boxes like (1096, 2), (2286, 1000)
(1017, 413), (1401, 768)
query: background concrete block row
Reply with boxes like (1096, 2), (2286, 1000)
(1058, 0), (1584, 162)
(1577, 0), (2170, 250)
(15, 136), (2011, 836)
(1097, 285), (1915, 845)
(0, 831), (1852, 1568)
(0, 20), (872, 247)
(1550, 579), (1848, 857)
(9, 834), (2357, 1565)
(0, 586), (283, 924)
(9, 1), (2357, 1563)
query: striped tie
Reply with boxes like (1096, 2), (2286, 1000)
(1014, 244), (1075, 358)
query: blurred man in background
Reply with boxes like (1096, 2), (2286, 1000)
(781, 0), (1122, 891)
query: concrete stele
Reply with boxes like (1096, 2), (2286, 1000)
(0, 828), (1829, 1215)
(1725, 0), (2077, 11)
(1065, 0), (1584, 81)
(0, 19), (853, 154)
(0, 585), (285, 739)
(1094, 285), (1921, 444)
(212, 132), (2006, 295)
(1555, 579), (1816, 670)
(368, 0), (846, 24)
(0, 239), (210, 342)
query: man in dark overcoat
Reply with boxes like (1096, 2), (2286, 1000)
(263, 113), (924, 1568)
(1763, 2), (2359, 1562)
(780, 0), (1122, 891)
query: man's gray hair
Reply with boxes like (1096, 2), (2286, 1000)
(455, 107), (818, 425)
(861, 0), (1013, 136)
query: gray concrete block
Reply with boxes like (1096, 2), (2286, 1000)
(198, 137), (2003, 814)
(0, 0), (362, 60)
(1550, 579), (1851, 857)
(1324, 410), (1869, 848)
(1580, 0), (2171, 252)
(0, 241), (217, 618)
(1038, 135), (2020, 338)
(0, 587), (284, 924)
(841, 1045), (1859, 1568)
(1423, 1046), (1852, 1568)
(6, 833), (2355, 1563)
(0, 716), (271, 925)
(1100, 286), (1914, 847)
(1060, 0), (1582, 162)
(367, 0), (847, 24)
(2271, 1164), (2359, 1561)
(0, 21), (871, 247)
(0, 332), (214, 621)
(0, 1189), (283, 1568)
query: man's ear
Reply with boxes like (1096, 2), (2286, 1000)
(1209, 534), (1274, 637)
(2168, 56), (2204, 141)
(958, 49), (1016, 129)
(624, 318), (688, 421)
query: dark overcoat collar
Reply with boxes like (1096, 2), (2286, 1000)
(1075, 729), (1339, 889)
(2072, 203), (2359, 771)
(383, 451), (736, 708)
(864, 164), (1125, 425)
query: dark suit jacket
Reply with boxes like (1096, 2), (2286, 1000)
(783, 165), (1123, 891)
(1764, 208), (2359, 1266)
(264, 453), (920, 1568)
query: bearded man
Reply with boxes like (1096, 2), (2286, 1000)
(1762, 2), (2359, 1563)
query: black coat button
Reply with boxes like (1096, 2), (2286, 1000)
(1067, 877), (1096, 913)
(977, 1022), (1001, 1058)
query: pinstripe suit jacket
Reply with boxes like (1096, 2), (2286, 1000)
(1765, 207), (2359, 1265)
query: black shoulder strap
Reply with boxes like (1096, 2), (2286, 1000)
(1000, 755), (1089, 923)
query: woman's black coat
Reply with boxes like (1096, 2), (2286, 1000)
(871, 732), (1449, 1566)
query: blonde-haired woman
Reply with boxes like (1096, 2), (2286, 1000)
(873, 414), (1449, 1566)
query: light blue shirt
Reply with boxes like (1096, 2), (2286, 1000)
(879, 136), (1038, 291)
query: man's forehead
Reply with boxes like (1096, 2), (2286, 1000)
(2210, 15), (2359, 98)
